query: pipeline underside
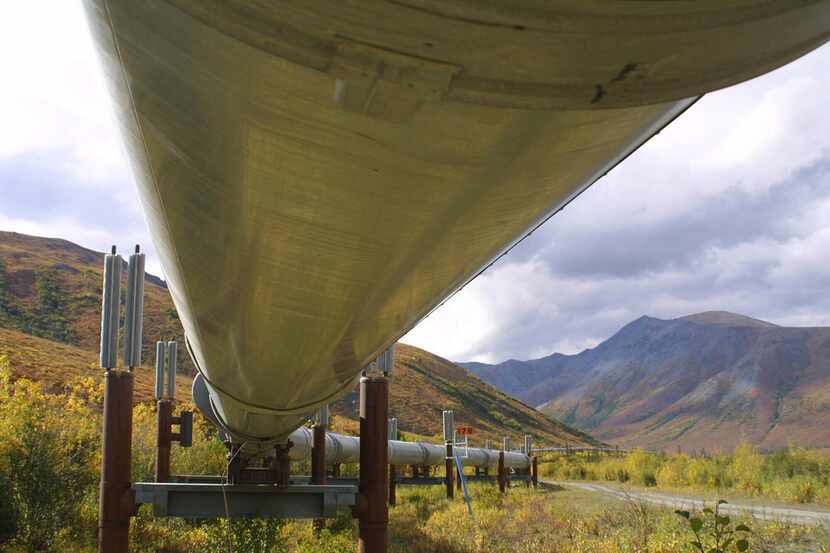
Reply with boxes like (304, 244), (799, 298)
(83, 1), (830, 448)
(192, 373), (529, 468)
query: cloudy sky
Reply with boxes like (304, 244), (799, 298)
(2, 4), (829, 365)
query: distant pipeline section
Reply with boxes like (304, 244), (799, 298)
(192, 373), (531, 469)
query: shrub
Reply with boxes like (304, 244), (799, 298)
(625, 449), (660, 487)
(657, 453), (690, 487)
(730, 442), (763, 494)
(0, 469), (18, 544)
(676, 500), (751, 552)
(0, 358), (99, 552)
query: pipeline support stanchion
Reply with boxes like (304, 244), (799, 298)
(275, 442), (292, 488)
(312, 405), (328, 534)
(442, 410), (454, 499)
(388, 464), (397, 507)
(155, 399), (172, 482)
(388, 417), (397, 507)
(531, 456), (538, 488)
(445, 442), (454, 499)
(497, 451), (506, 494)
(155, 341), (188, 483)
(99, 370), (135, 553)
(357, 375), (389, 553)
(98, 246), (136, 553)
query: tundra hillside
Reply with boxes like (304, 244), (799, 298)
(0, 230), (596, 445)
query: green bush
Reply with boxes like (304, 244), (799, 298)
(0, 361), (98, 552)
(0, 470), (18, 544)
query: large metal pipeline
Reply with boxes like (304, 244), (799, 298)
(289, 426), (529, 469)
(84, 1), (830, 449)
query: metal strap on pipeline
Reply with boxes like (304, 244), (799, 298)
(326, 432), (343, 461)
(403, 442), (434, 465)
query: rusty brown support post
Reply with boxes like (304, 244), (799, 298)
(445, 442), (454, 499)
(456, 463), (462, 490)
(275, 442), (292, 488)
(497, 451), (506, 494)
(532, 456), (538, 488)
(358, 376), (388, 553)
(388, 464), (397, 506)
(155, 399), (172, 482)
(99, 370), (135, 553)
(312, 422), (327, 534)
(332, 462), (341, 478)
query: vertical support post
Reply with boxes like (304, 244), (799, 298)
(388, 464), (397, 507)
(442, 410), (454, 499)
(388, 418), (397, 507)
(531, 456), (538, 488)
(498, 450), (506, 494)
(456, 462), (462, 491)
(99, 370), (135, 553)
(312, 408), (328, 485)
(445, 442), (454, 499)
(155, 399), (172, 482)
(312, 405), (328, 534)
(275, 442), (292, 488)
(358, 375), (388, 553)
(502, 437), (511, 489)
(98, 246), (136, 553)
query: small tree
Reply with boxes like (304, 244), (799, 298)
(676, 500), (750, 553)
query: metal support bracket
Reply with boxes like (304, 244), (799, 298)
(133, 482), (357, 519)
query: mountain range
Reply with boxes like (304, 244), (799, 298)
(0, 230), (595, 447)
(463, 311), (830, 452)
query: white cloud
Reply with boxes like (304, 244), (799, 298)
(0, 2), (157, 272)
(408, 45), (830, 362)
(0, 1), (130, 184)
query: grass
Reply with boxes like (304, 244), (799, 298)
(1, 355), (828, 553)
(281, 484), (829, 553)
(538, 445), (830, 507)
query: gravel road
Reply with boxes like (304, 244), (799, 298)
(549, 481), (830, 526)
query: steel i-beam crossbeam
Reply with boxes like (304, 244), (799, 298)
(133, 482), (357, 518)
